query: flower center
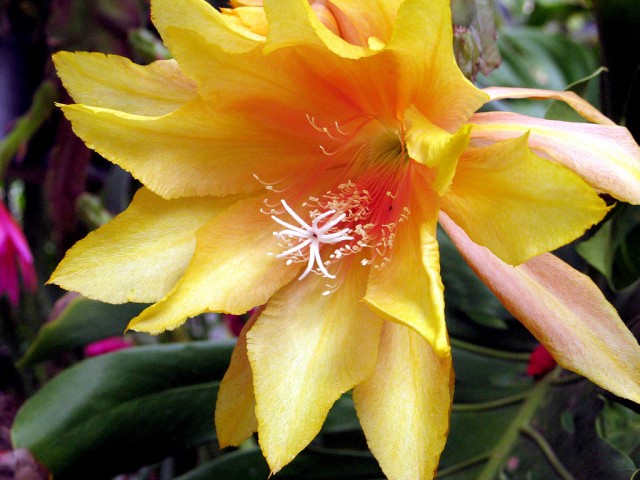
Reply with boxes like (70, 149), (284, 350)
(270, 180), (410, 286)
(271, 199), (353, 280)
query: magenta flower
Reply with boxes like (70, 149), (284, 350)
(0, 201), (37, 305)
(83, 336), (133, 357)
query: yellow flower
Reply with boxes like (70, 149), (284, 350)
(50, 0), (640, 478)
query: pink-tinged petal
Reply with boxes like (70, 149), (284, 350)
(353, 321), (453, 480)
(482, 86), (615, 126)
(247, 261), (383, 474)
(127, 196), (300, 334)
(440, 213), (640, 404)
(216, 309), (260, 448)
(53, 52), (196, 116)
(470, 111), (640, 204)
(442, 134), (608, 265)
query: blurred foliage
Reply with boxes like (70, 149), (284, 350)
(0, 0), (639, 479)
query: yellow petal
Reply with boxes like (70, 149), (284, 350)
(353, 321), (453, 480)
(388, 0), (488, 131)
(441, 213), (640, 404)
(442, 134), (609, 265)
(471, 111), (640, 204)
(216, 310), (260, 447)
(482, 86), (615, 126)
(220, 6), (269, 37)
(127, 196), (300, 334)
(405, 105), (472, 193)
(53, 52), (196, 116)
(151, 0), (262, 54)
(364, 181), (449, 356)
(59, 99), (320, 199)
(49, 188), (235, 303)
(247, 262), (383, 474)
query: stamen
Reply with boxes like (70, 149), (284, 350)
(271, 200), (353, 280)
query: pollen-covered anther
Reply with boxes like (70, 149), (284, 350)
(271, 200), (354, 280)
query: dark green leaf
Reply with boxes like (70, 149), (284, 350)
(175, 448), (383, 480)
(19, 295), (149, 367)
(576, 205), (640, 290)
(479, 27), (599, 117)
(12, 341), (234, 478)
(545, 67), (608, 122)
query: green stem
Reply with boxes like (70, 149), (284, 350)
(0, 81), (57, 178)
(476, 370), (559, 480)
(451, 337), (531, 361)
(438, 452), (491, 478)
(520, 425), (575, 480)
(452, 391), (529, 412)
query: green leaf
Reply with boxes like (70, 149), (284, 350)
(545, 67), (608, 122)
(440, 369), (638, 479)
(12, 341), (234, 478)
(175, 448), (383, 480)
(19, 295), (149, 367)
(576, 205), (640, 291)
(479, 27), (599, 117)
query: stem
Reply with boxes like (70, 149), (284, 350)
(0, 81), (57, 178)
(451, 337), (531, 361)
(438, 452), (491, 478)
(476, 369), (561, 480)
(520, 425), (575, 480)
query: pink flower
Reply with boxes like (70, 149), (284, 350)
(527, 344), (557, 378)
(83, 336), (133, 357)
(0, 201), (36, 305)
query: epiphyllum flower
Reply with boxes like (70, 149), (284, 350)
(0, 200), (36, 305)
(49, 0), (640, 478)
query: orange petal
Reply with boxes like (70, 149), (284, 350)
(482, 86), (615, 125)
(470, 111), (640, 204)
(216, 310), (260, 447)
(127, 196), (299, 334)
(161, 22), (401, 122)
(442, 134), (608, 265)
(53, 52), (196, 116)
(247, 261), (383, 473)
(440, 213), (640, 404)
(49, 188), (237, 303)
(353, 321), (453, 480)
(364, 186), (449, 356)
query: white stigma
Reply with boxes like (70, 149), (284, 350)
(271, 200), (353, 280)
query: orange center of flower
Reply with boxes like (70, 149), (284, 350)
(267, 115), (412, 288)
